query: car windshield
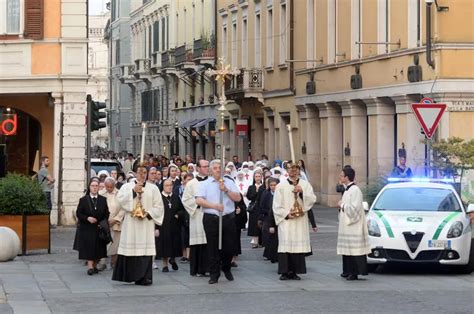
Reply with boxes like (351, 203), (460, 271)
(373, 187), (462, 212)
(91, 163), (121, 175)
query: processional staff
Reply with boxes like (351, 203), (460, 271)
(206, 58), (240, 250)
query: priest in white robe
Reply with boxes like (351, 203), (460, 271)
(182, 159), (209, 276)
(112, 165), (164, 285)
(337, 166), (371, 280)
(273, 163), (317, 280)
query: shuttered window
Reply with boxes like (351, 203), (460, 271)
(153, 21), (159, 52)
(25, 0), (43, 40)
(141, 90), (153, 122)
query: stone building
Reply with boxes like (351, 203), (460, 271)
(217, 0), (474, 206)
(0, 0), (89, 224)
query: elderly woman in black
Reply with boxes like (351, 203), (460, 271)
(75, 178), (110, 275)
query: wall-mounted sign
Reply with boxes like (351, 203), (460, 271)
(235, 119), (248, 137)
(0, 114), (17, 136)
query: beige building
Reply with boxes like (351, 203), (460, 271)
(0, 0), (89, 225)
(217, 0), (474, 206)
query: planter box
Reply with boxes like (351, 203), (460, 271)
(0, 214), (51, 255)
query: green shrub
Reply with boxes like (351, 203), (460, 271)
(0, 174), (49, 215)
(362, 176), (389, 206)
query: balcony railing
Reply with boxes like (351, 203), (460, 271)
(225, 68), (264, 97)
(175, 44), (193, 65)
(193, 38), (216, 60)
(162, 50), (175, 68)
(134, 58), (151, 74)
(120, 64), (135, 78)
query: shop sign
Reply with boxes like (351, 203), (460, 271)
(0, 114), (17, 136)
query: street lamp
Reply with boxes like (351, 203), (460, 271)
(205, 58), (239, 250)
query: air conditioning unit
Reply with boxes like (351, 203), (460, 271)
(408, 65), (422, 82)
(350, 74), (363, 90)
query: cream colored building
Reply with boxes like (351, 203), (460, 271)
(0, 0), (89, 225)
(217, 0), (474, 206)
(122, 0), (216, 160)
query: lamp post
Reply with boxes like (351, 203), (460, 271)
(206, 58), (239, 250)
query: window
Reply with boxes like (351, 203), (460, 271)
(255, 13), (261, 67)
(266, 8), (273, 67)
(115, 40), (120, 65)
(231, 22), (237, 68)
(222, 25), (227, 61)
(279, 3), (286, 65)
(153, 21), (159, 52)
(351, 0), (361, 59)
(161, 18), (166, 51)
(327, 0), (336, 64)
(0, 0), (21, 34)
(242, 19), (248, 68)
(148, 25), (152, 58)
(306, 0), (314, 68)
(141, 90), (153, 122)
(408, 0), (421, 48)
(377, 0), (389, 54)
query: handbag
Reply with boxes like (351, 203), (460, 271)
(247, 202), (256, 213)
(98, 219), (113, 244)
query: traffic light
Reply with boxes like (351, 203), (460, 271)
(87, 95), (106, 131)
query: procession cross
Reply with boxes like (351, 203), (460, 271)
(206, 58), (240, 250)
(239, 183), (244, 191)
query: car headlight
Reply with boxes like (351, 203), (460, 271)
(367, 219), (381, 237)
(447, 221), (463, 238)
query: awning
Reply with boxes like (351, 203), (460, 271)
(180, 119), (201, 128)
(192, 118), (215, 128)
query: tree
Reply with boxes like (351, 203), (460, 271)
(431, 137), (474, 179)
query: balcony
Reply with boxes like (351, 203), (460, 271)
(192, 38), (215, 67)
(119, 64), (136, 85)
(225, 68), (264, 101)
(133, 58), (151, 82)
(151, 52), (162, 75)
(175, 44), (197, 71)
(161, 49), (178, 76)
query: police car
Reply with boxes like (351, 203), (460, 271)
(365, 178), (474, 273)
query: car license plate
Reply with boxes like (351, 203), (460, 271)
(428, 240), (451, 249)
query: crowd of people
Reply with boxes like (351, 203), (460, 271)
(74, 152), (371, 285)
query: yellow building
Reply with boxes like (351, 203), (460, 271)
(218, 0), (474, 206)
(0, 0), (89, 224)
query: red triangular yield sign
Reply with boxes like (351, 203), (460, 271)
(411, 103), (446, 139)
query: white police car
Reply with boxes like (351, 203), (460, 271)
(365, 178), (474, 273)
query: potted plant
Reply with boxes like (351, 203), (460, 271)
(0, 174), (51, 255)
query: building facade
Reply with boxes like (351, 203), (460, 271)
(88, 11), (110, 147)
(107, 0), (135, 153)
(119, 0), (217, 160)
(0, 0), (89, 224)
(217, 0), (474, 206)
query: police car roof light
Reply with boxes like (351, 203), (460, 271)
(387, 177), (454, 184)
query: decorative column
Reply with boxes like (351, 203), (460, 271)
(365, 97), (396, 180)
(51, 93), (63, 227)
(317, 102), (343, 206)
(340, 99), (368, 184)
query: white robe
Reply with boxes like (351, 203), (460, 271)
(116, 181), (164, 256)
(235, 178), (250, 206)
(336, 184), (371, 256)
(182, 178), (207, 246)
(273, 179), (317, 253)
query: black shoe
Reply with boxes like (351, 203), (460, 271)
(180, 257), (189, 264)
(292, 274), (301, 280)
(208, 278), (218, 284)
(169, 259), (179, 271)
(93, 268), (99, 274)
(87, 268), (94, 276)
(340, 272), (349, 278)
(230, 262), (238, 268)
(162, 266), (169, 273)
(224, 271), (234, 281)
(135, 279), (153, 286)
(279, 274), (289, 281)
(346, 275), (358, 281)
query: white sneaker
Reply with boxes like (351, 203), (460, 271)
(153, 262), (158, 269)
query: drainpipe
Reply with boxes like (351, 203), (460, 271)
(289, 0), (295, 93)
(426, 1), (435, 68)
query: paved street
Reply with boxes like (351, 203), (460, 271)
(0, 206), (472, 314)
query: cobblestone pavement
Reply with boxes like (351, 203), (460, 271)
(0, 206), (472, 313)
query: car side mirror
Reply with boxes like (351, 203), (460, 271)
(467, 204), (474, 214)
(363, 201), (369, 213)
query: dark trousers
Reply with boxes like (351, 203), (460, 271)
(342, 255), (368, 276)
(44, 192), (52, 210)
(203, 213), (236, 281)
